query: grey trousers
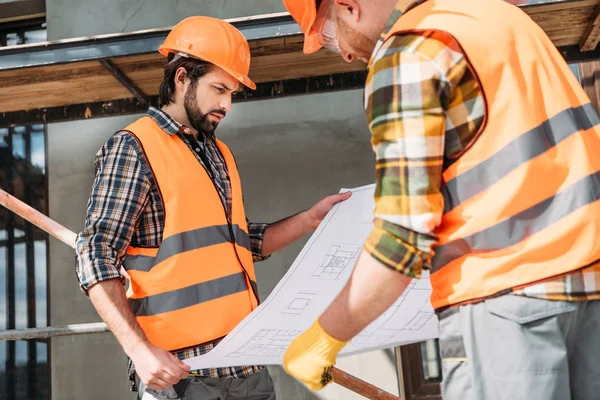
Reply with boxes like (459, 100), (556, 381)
(137, 369), (276, 400)
(438, 294), (600, 400)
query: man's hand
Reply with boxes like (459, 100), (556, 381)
(283, 320), (348, 391)
(305, 192), (352, 230)
(128, 340), (191, 392)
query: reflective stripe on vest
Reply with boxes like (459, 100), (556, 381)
(123, 224), (251, 273)
(434, 170), (600, 269)
(442, 104), (600, 214)
(129, 272), (256, 317)
(384, 0), (600, 310)
(123, 116), (259, 351)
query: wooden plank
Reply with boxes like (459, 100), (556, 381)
(529, 4), (596, 46)
(530, 5), (596, 27)
(0, 61), (105, 88)
(249, 50), (366, 83)
(523, 0), (599, 14)
(0, 49), (365, 112)
(580, 6), (600, 51)
(0, 75), (132, 112)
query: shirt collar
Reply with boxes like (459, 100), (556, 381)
(146, 106), (184, 136)
(370, 0), (427, 63)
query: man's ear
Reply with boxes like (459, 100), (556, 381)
(335, 0), (361, 22)
(174, 67), (189, 92)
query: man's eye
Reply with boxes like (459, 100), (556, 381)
(214, 86), (225, 93)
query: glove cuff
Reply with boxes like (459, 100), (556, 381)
(303, 320), (348, 361)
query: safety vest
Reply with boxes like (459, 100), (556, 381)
(121, 116), (259, 351)
(382, 0), (600, 310)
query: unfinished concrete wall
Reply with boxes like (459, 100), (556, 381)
(48, 114), (141, 400)
(46, 0), (286, 41)
(48, 90), (401, 399)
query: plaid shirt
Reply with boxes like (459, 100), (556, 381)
(75, 107), (267, 390)
(364, 0), (600, 300)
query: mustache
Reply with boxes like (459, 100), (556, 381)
(209, 109), (226, 118)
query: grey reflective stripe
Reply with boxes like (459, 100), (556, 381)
(129, 272), (248, 317)
(443, 103), (600, 214)
(123, 224), (251, 272)
(432, 171), (600, 271)
(235, 225), (251, 253)
(250, 280), (259, 298)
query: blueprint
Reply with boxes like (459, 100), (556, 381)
(186, 184), (438, 369)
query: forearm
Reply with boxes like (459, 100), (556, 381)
(88, 278), (147, 356)
(261, 211), (313, 256)
(319, 250), (412, 341)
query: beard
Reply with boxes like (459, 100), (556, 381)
(337, 18), (377, 61)
(184, 83), (226, 134)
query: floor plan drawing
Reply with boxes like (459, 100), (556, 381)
(406, 311), (435, 331)
(226, 329), (301, 358)
(185, 184), (439, 370)
(311, 243), (361, 280)
(282, 291), (318, 316)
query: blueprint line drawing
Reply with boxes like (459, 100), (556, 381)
(226, 329), (301, 358)
(311, 243), (361, 280)
(185, 184), (439, 370)
(282, 291), (318, 316)
(406, 312), (435, 331)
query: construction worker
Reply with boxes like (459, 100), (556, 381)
(280, 0), (600, 398)
(75, 16), (350, 400)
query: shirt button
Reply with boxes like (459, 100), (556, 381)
(195, 148), (201, 152)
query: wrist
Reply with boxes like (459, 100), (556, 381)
(300, 209), (319, 232)
(305, 320), (348, 361)
(123, 337), (150, 358)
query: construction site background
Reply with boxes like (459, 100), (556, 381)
(3, 0), (599, 399)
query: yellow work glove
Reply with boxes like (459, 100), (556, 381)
(283, 320), (348, 391)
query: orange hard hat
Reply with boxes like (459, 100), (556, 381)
(159, 16), (256, 90)
(282, 0), (322, 54)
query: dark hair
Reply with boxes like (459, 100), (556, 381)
(158, 54), (211, 107)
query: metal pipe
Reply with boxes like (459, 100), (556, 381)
(0, 323), (110, 341)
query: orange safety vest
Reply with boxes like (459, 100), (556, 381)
(383, 0), (600, 310)
(121, 116), (259, 351)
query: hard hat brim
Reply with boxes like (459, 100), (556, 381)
(220, 65), (257, 91)
(303, 34), (323, 54)
(158, 46), (257, 91)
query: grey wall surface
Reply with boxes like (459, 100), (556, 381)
(48, 90), (401, 399)
(46, 0), (286, 40)
(48, 113), (141, 400)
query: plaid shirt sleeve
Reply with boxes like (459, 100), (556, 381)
(75, 132), (152, 293)
(363, 32), (481, 278)
(247, 220), (270, 262)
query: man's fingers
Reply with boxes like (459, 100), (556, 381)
(159, 369), (181, 386)
(168, 352), (192, 372)
(146, 376), (173, 392)
(333, 192), (352, 202)
(164, 361), (189, 381)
